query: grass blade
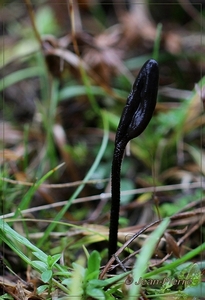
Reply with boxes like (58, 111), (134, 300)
(13, 163), (65, 220)
(37, 111), (109, 247)
(128, 218), (170, 299)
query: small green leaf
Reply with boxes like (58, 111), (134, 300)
(85, 270), (100, 281)
(61, 278), (71, 286)
(37, 284), (48, 294)
(86, 287), (105, 300)
(41, 269), (53, 283)
(35, 6), (59, 35)
(183, 283), (205, 297)
(72, 262), (85, 278)
(86, 250), (101, 280)
(32, 251), (47, 263)
(32, 260), (47, 272)
(0, 293), (14, 299)
(89, 272), (130, 288)
(87, 279), (108, 288)
(47, 253), (61, 268)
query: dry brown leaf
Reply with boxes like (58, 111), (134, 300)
(164, 232), (181, 258)
(0, 149), (21, 162)
(163, 31), (182, 54)
(167, 226), (188, 235)
(0, 123), (22, 145)
(14, 172), (28, 182)
(120, 4), (156, 47)
(0, 276), (43, 300)
(82, 27), (134, 83)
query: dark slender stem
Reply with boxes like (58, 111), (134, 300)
(107, 59), (159, 266)
(108, 140), (127, 259)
